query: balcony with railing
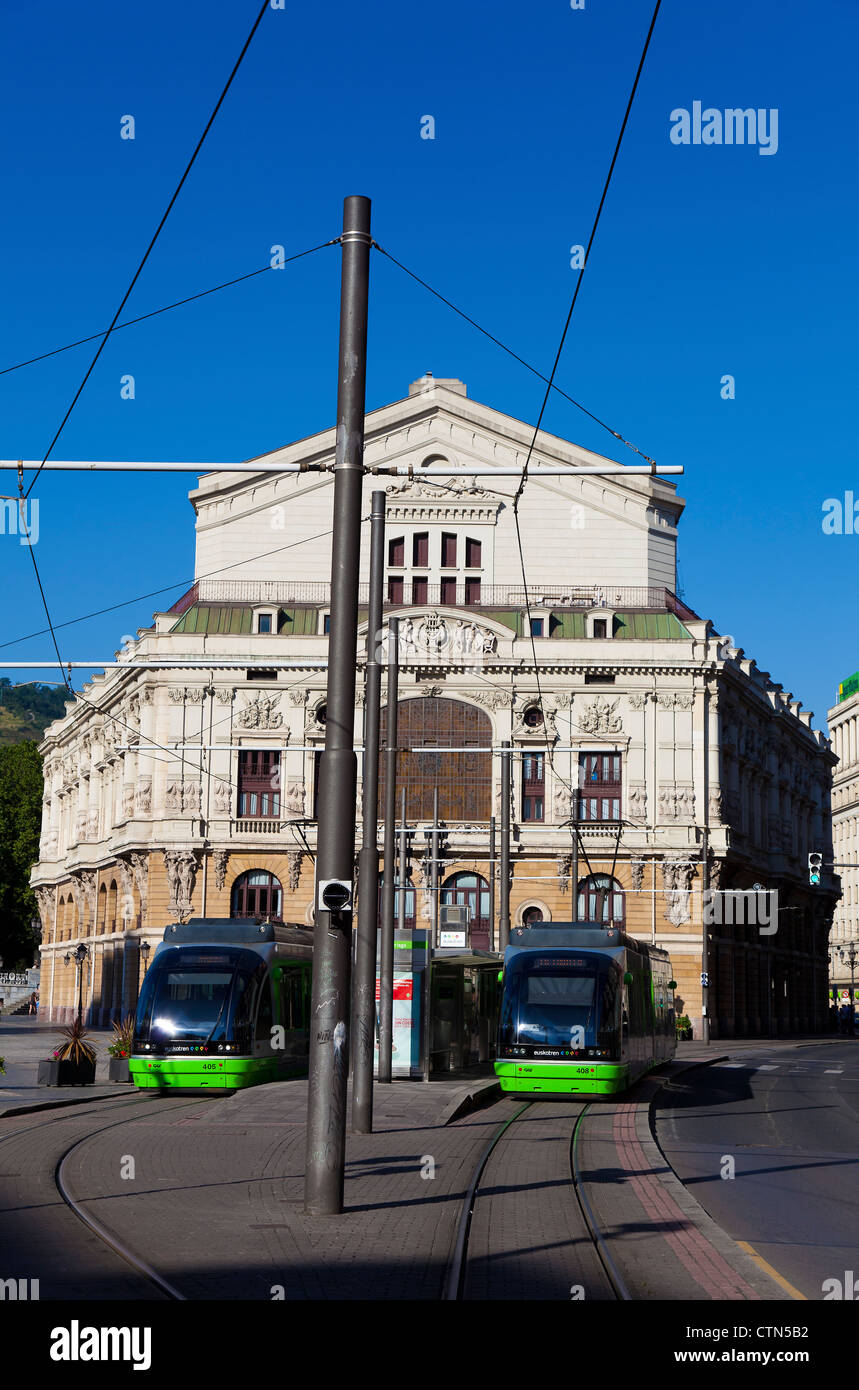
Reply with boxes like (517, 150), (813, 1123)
(169, 579), (698, 619)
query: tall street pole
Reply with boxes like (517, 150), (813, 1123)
(304, 194), (371, 1216)
(489, 815), (496, 951)
(701, 824), (710, 1045)
(352, 490), (386, 1133)
(378, 617), (399, 1083)
(499, 741), (511, 950)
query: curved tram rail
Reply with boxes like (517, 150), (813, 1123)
(446, 1099), (631, 1302)
(1, 1092), (210, 1301)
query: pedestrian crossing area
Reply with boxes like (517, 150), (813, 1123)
(711, 1054), (852, 1077)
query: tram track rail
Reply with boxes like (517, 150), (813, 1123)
(446, 1098), (630, 1301)
(0, 1090), (212, 1300)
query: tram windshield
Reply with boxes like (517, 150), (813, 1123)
(135, 947), (258, 1046)
(499, 952), (621, 1056)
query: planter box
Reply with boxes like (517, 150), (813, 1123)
(109, 1057), (132, 1083)
(38, 1056), (96, 1086)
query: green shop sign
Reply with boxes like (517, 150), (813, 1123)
(838, 671), (859, 703)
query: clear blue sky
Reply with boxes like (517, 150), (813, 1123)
(1, 0), (856, 731)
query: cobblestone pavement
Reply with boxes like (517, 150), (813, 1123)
(0, 1042), (830, 1301)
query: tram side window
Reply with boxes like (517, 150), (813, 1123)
(256, 978), (274, 1043)
(278, 966), (310, 1055)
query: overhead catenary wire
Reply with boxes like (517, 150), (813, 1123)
(373, 243), (656, 468)
(510, 0), (663, 812)
(0, 242), (338, 379)
(24, 0), (271, 500)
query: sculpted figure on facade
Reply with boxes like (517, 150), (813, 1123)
(630, 858), (645, 893)
(213, 778), (231, 813)
(284, 780), (305, 817)
(577, 697), (622, 735)
(213, 849), (229, 891)
(628, 784), (647, 822)
(662, 855), (697, 926)
(553, 782), (572, 823)
(286, 850), (304, 894)
(129, 852), (149, 917)
(135, 777), (151, 814)
(164, 849), (198, 916)
(556, 856), (571, 894)
(237, 692), (284, 730)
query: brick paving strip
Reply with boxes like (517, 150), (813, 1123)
(575, 1074), (785, 1301)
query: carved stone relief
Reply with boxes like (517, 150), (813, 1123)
(576, 697), (622, 735)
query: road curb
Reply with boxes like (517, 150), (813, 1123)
(0, 1088), (132, 1119)
(441, 1079), (501, 1126)
(641, 1066), (800, 1300)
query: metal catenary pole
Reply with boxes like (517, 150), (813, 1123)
(489, 815), (496, 951)
(352, 490), (386, 1132)
(701, 824), (710, 1045)
(499, 741), (511, 949)
(398, 788), (407, 941)
(431, 785), (440, 949)
(304, 194), (371, 1217)
(378, 616), (399, 1083)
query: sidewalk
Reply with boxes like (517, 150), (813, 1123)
(0, 1017), (124, 1114)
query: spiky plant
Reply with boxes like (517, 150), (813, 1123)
(55, 1018), (97, 1066)
(108, 1013), (135, 1059)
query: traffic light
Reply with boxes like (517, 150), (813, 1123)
(808, 853), (823, 886)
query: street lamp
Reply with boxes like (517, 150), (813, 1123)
(140, 940), (151, 974)
(73, 943), (89, 1029)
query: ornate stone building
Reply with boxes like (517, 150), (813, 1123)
(32, 374), (837, 1035)
(827, 678), (859, 1007)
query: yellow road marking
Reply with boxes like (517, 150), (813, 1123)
(736, 1241), (807, 1300)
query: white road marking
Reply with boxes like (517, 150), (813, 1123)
(824, 1068), (843, 1074)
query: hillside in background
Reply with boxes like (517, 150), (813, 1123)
(0, 679), (69, 747)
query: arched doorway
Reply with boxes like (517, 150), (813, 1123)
(577, 874), (625, 926)
(442, 871), (491, 950)
(231, 869), (283, 920)
(379, 697), (492, 822)
(522, 905), (544, 925)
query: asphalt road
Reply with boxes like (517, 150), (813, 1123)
(654, 1041), (859, 1300)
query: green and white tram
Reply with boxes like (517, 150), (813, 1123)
(131, 919), (312, 1091)
(495, 922), (676, 1095)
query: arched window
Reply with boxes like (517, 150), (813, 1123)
(522, 905), (544, 925)
(107, 880), (118, 932)
(98, 883), (107, 934)
(442, 871), (491, 950)
(231, 870), (283, 920)
(57, 896), (65, 942)
(577, 874), (625, 926)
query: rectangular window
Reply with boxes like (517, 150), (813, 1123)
(258, 613), (272, 634)
(522, 752), (545, 822)
(530, 618), (544, 637)
(464, 577), (481, 604)
(441, 532), (457, 567)
(440, 576), (457, 605)
(247, 669), (277, 681)
(593, 619), (607, 638)
(238, 750), (281, 819)
(584, 672), (615, 684)
(323, 614), (331, 634)
(577, 752), (621, 822)
(412, 576), (428, 605)
(388, 537), (404, 566)
(413, 532), (428, 567)
(387, 577), (404, 604)
(465, 537), (482, 568)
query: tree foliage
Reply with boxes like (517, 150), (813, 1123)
(0, 740), (43, 969)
